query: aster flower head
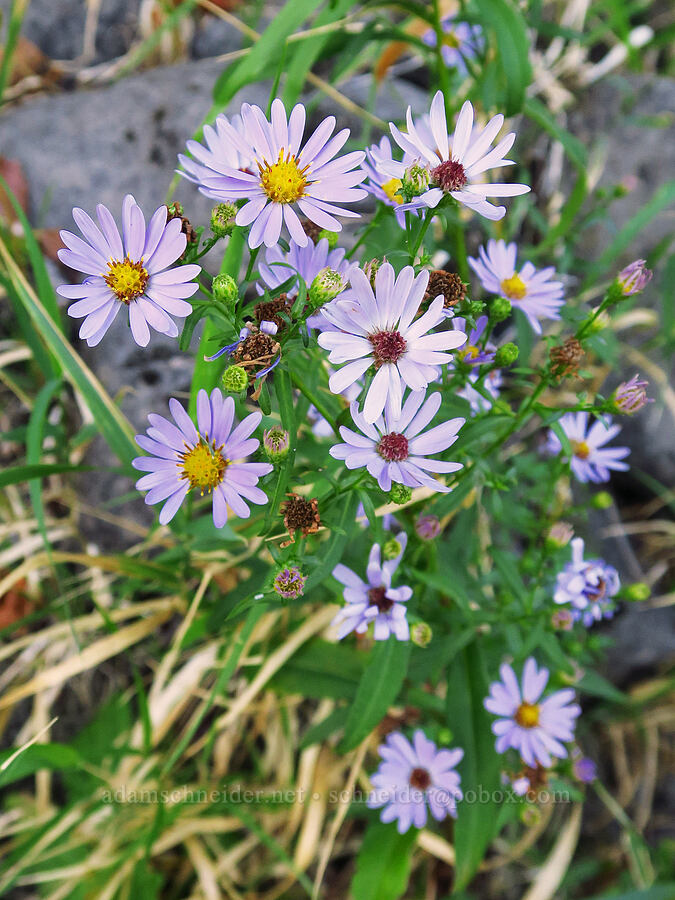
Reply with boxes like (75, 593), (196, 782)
(612, 374), (652, 415)
(554, 537), (620, 626)
(257, 237), (350, 299)
(457, 369), (502, 415)
(132, 388), (273, 527)
(361, 136), (423, 226)
(546, 412), (630, 483)
(331, 536), (411, 641)
(179, 112), (251, 190)
(367, 730), (463, 833)
(272, 565), (307, 600)
(449, 315), (495, 364)
(415, 514), (441, 541)
(57, 195), (200, 347)
(422, 15), (484, 76)
(468, 240), (564, 334)
(484, 658), (581, 767)
(181, 98), (367, 248)
(318, 263), (467, 423)
(617, 259), (652, 296)
(384, 91), (530, 221)
(330, 391), (464, 494)
(573, 756), (597, 783)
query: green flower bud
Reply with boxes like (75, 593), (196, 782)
(210, 203), (238, 238)
(495, 342), (519, 367)
(318, 229), (338, 249)
(399, 163), (430, 202)
(221, 365), (248, 393)
(382, 537), (403, 560)
(520, 805), (542, 826)
(465, 300), (485, 318)
(591, 491), (613, 510)
(545, 522), (574, 550)
(490, 296), (512, 323)
(388, 483), (412, 505)
(437, 727), (453, 745)
(212, 273), (238, 306)
(308, 268), (346, 309)
(363, 257), (383, 288)
(411, 622), (433, 647)
(624, 582), (650, 602)
(263, 427), (290, 462)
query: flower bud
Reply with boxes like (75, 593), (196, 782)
(616, 259), (652, 297)
(399, 163), (430, 202)
(465, 300), (485, 318)
(272, 565), (307, 600)
(489, 297), (512, 323)
(624, 582), (650, 602)
(411, 622), (433, 647)
(212, 273), (238, 305)
(318, 228), (338, 249)
(263, 427), (290, 462)
(591, 491), (613, 510)
(388, 483), (412, 505)
(611, 374), (652, 415)
(573, 756), (597, 783)
(363, 257), (384, 288)
(221, 365), (248, 393)
(210, 202), (238, 238)
(382, 537), (403, 560)
(551, 609), (574, 631)
(545, 522), (574, 550)
(308, 268), (346, 308)
(520, 805), (542, 826)
(495, 342), (519, 367)
(415, 514), (441, 541)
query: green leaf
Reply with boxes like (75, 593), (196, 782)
(299, 706), (349, 749)
(27, 378), (63, 552)
(0, 234), (138, 469)
(339, 638), (410, 752)
(577, 669), (628, 705)
(474, 0), (532, 115)
(0, 743), (84, 788)
(350, 820), (417, 900)
(211, 0), (324, 111)
(272, 640), (363, 700)
(446, 644), (502, 891)
(524, 98), (587, 169)
(0, 462), (92, 488)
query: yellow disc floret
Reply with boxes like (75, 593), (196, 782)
(572, 440), (591, 460)
(459, 344), (480, 361)
(381, 178), (404, 205)
(179, 440), (228, 494)
(259, 150), (310, 204)
(104, 256), (149, 303)
(515, 702), (540, 728)
(500, 273), (527, 301)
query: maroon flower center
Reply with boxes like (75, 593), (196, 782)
(409, 767), (432, 790)
(368, 585), (394, 613)
(377, 432), (409, 462)
(586, 577), (607, 602)
(431, 159), (468, 193)
(369, 330), (407, 367)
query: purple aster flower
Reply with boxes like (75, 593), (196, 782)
(468, 240), (564, 334)
(178, 112), (251, 189)
(361, 136), (422, 226)
(57, 195), (200, 347)
(318, 263), (467, 423)
(132, 387), (273, 527)
(573, 755), (597, 783)
(484, 658), (581, 768)
(554, 537), (620, 626)
(448, 315), (495, 364)
(421, 15), (484, 76)
(617, 259), (652, 296)
(383, 91), (530, 221)
(545, 412), (630, 483)
(330, 391), (464, 493)
(457, 369), (502, 415)
(257, 237), (351, 299)
(367, 730), (463, 833)
(180, 97), (367, 248)
(331, 536), (411, 641)
(272, 565), (307, 600)
(612, 374), (652, 415)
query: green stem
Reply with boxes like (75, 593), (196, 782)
(409, 209), (433, 264)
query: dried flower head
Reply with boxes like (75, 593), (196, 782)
(550, 338), (584, 379)
(281, 493), (321, 546)
(254, 294), (292, 331)
(167, 201), (198, 247)
(424, 269), (466, 309)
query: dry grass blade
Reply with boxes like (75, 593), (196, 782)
(521, 804), (583, 900)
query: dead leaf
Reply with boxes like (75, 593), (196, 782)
(0, 157), (29, 223)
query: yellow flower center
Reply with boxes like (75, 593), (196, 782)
(104, 256), (149, 303)
(459, 344), (479, 361)
(572, 440), (591, 460)
(179, 440), (228, 494)
(441, 31), (460, 49)
(500, 273), (527, 300)
(515, 702), (540, 728)
(258, 151), (310, 204)
(381, 177), (404, 205)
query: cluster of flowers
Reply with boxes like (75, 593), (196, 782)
(56, 82), (653, 834)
